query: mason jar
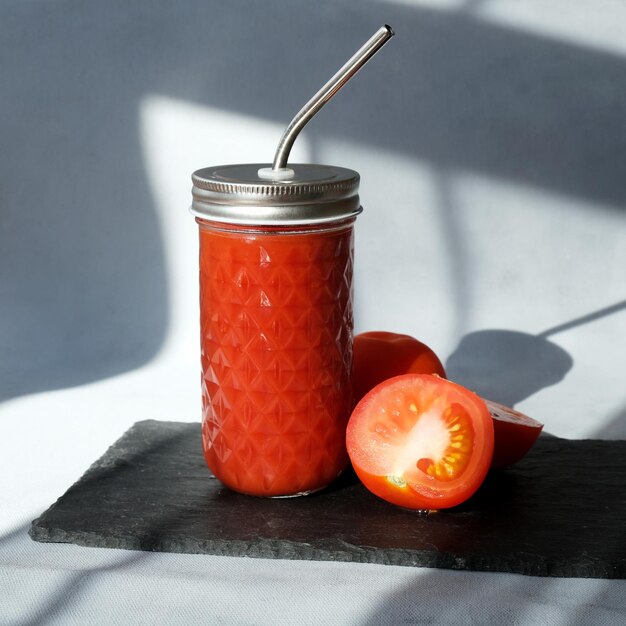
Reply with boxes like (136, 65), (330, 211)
(191, 163), (361, 497)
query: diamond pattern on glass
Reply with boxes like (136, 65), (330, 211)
(199, 224), (354, 496)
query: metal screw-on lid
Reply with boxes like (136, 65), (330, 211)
(191, 163), (361, 226)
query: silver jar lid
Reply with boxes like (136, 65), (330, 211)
(191, 163), (361, 226)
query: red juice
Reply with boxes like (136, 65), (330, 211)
(198, 219), (355, 497)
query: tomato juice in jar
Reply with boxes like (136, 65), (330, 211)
(191, 164), (361, 496)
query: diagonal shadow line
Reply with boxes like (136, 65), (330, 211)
(538, 299), (626, 338)
(0, 522), (32, 550)
(6, 556), (148, 626)
(0, 521), (150, 626)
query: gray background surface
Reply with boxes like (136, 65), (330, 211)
(2, 1), (626, 623)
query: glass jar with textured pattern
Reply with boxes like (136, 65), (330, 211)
(191, 163), (361, 496)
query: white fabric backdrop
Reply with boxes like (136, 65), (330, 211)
(2, 1), (626, 623)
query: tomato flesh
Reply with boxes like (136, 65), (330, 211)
(485, 399), (544, 469)
(347, 374), (494, 510)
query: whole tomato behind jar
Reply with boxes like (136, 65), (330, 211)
(352, 331), (446, 405)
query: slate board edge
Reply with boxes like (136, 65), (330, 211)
(29, 520), (624, 579)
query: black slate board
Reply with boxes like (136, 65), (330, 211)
(30, 420), (626, 578)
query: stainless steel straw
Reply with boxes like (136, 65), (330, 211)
(267, 25), (394, 177)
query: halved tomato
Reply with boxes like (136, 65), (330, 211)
(352, 331), (446, 405)
(485, 399), (544, 470)
(346, 374), (494, 510)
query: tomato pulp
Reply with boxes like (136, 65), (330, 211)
(347, 374), (494, 510)
(198, 220), (355, 497)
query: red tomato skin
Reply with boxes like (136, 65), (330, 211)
(351, 466), (436, 509)
(486, 400), (544, 470)
(352, 332), (446, 405)
(347, 374), (494, 510)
